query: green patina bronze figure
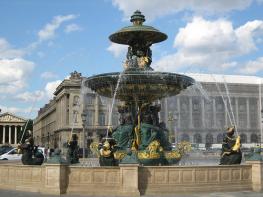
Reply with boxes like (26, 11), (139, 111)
(18, 130), (44, 165)
(66, 134), (80, 164)
(220, 127), (242, 165)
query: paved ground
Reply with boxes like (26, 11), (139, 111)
(0, 190), (263, 197)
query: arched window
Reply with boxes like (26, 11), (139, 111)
(251, 134), (258, 143)
(240, 134), (247, 143)
(194, 133), (202, 143)
(217, 134), (223, 143)
(180, 134), (190, 142)
(206, 133), (213, 144)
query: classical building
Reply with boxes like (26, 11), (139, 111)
(33, 71), (119, 151)
(34, 72), (263, 150)
(0, 112), (27, 146)
(160, 74), (263, 145)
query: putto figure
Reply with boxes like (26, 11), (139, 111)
(220, 126), (242, 165)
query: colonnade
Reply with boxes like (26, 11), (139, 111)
(0, 125), (22, 145)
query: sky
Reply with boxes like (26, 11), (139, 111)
(0, 0), (263, 119)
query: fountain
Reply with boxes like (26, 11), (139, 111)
(86, 10), (194, 166)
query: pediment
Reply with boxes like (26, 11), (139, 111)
(0, 112), (26, 123)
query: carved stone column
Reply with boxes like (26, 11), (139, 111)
(235, 98), (239, 128)
(246, 98), (250, 129)
(8, 126), (11, 144)
(94, 94), (99, 126)
(213, 98), (216, 128)
(177, 97), (181, 128)
(201, 98), (205, 128)
(189, 97), (193, 128)
(15, 126), (17, 144)
(2, 126), (5, 144)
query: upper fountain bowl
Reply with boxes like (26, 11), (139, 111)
(85, 70), (195, 103)
(109, 10), (167, 45)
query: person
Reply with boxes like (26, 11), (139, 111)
(219, 126), (242, 165)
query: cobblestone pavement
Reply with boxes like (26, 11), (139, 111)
(0, 190), (263, 197)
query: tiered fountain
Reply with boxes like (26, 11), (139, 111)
(86, 10), (195, 166)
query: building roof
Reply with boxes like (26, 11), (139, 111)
(0, 112), (27, 123)
(186, 73), (263, 85)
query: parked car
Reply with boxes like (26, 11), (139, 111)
(0, 148), (21, 160)
(0, 147), (46, 161)
(0, 145), (13, 155)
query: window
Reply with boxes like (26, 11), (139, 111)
(251, 134), (258, 143)
(180, 134), (190, 142)
(99, 113), (105, 126)
(217, 134), (223, 143)
(206, 134), (213, 144)
(86, 111), (93, 125)
(240, 134), (247, 143)
(194, 134), (202, 143)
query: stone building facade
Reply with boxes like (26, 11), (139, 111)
(0, 112), (27, 146)
(33, 72), (263, 150)
(33, 71), (119, 150)
(160, 74), (263, 145)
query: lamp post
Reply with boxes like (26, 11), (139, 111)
(81, 112), (87, 158)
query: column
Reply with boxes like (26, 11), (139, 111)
(177, 97), (181, 128)
(3, 126), (5, 144)
(224, 104), (228, 127)
(94, 94), (99, 126)
(15, 126), (17, 144)
(213, 98), (216, 128)
(201, 98), (205, 128)
(246, 98), (250, 129)
(235, 98), (239, 128)
(8, 126), (11, 144)
(189, 97), (193, 128)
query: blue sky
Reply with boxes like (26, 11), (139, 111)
(0, 0), (263, 118)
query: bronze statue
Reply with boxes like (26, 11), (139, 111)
(220, 127), (242, 165)
(66, 134), (79, 164)
(18, 130), (44, 165)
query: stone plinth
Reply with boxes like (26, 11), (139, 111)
(119, 164), (140, 196)
(246, 161), (263, 192)
(40, 164), (68, 195)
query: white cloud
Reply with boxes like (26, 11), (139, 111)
(45, 80), (62, 98)
(0, 58), (35, 93)
(41, 71), (58, 79)
(0, 38), (25, 58)
(65, 23), (82, 33)
(239, 57), (263, 74)
(15, 90), (45, 102)
(107, 42), (127, 58)
(154, 17), (263, 73)
(38, 14), (77, 41)
(112, 0), (252, 20)
(0, 105), (38, 116)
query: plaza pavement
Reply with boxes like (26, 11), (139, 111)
(0, 190), (263, 197)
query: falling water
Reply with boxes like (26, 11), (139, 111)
(211, 75), (233, 126)
(193, 81), (211, 102)
(106, 72), (123, 138)
(222, 76), (239, 135)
